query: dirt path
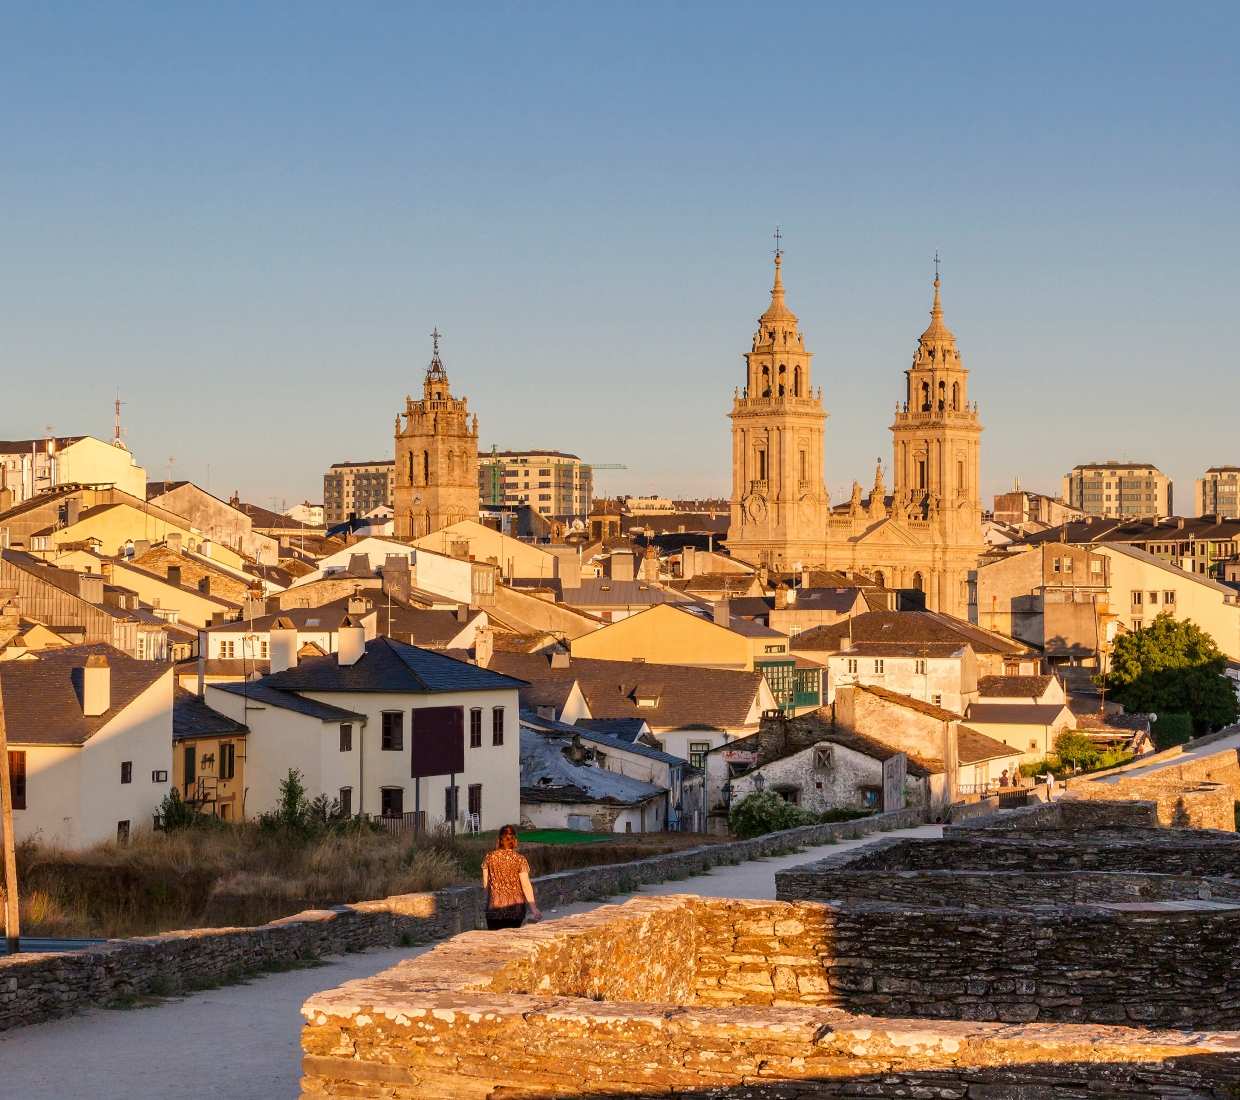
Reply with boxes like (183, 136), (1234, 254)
(0, 823), (941, 1099)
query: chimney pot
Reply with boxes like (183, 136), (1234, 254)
(337, 616), (366, 666)
(82, 655), (111, 716)
(713, 598), (731, 628)
(166, 532), (182, 553)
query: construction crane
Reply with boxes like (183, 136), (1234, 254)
(480, 444), (626, 506)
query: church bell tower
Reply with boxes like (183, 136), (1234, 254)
(726, 243), (830, 566)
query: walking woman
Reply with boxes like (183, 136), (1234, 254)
(481, 824), (542, 930)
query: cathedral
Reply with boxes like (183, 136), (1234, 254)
(726, 254), (985, 618)
(393, 331), (479, 540)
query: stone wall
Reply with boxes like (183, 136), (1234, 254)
(0, 804), (924, 1031)
(298, 894), (1240, 1099)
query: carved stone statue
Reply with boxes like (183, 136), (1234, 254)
(848, 481), (864, 518)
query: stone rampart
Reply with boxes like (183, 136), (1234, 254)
(298, 894), (1240, 1098)
(0, 805), (924, 1031)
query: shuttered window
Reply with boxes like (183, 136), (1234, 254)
(9, 752), (25, 811)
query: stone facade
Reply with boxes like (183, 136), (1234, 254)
(299, 891), (1240, 1098)
(393, 332), (479, 540)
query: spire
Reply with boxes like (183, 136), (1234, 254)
(918, 268), (956, 348)
(759, 253), (798, 326)
(426, 326), (449, 385)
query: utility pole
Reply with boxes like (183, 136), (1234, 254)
(0, 682), (20, 955)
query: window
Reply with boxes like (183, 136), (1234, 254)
(492, 707), (504, 746)
(1148, 591), (1159, 605)
(152, 769), (168, 783)
(339, 723), (353, 752)
(846, 658), (858, 674)
(918, 460), (927, 490)
(220, 742), (235, 781)
(120, 761), (132, 784)
(1132, 620), (1142, 631)
(689, 742), (711, 770)
(1063, 557), (1073, 574)
(220, 640), (235, 658)
(1052, 557), (1061, 573)
(260, 640), (269, 659)
(932, 694), (942, 706)
(470, 708), (483, 748)
(799, 450), (807, 481)
(381, 787), (404, 816)
(1091, 560), (1102, 574)
(874, 659), (884, 674)
(337, 787), (352, 817)
(538, 494), (551, 502)
(117, 821), (130, 843)
(1164, 591), (1176, 605)
(915, 659), (927, 675)
(444, 784), (459, 822)
(756, 449), (767, 481)
(382, 712), (404, 751)
(467, 783), (482, 820)
(1131, 591), (1142, 606)
(8, 751), (25, 810)
(1029, 740), (1039, 751)
(859, 788), (881, 810)
(764, 644), (786, 653)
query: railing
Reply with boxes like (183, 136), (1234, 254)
(369, 810), (427, 836)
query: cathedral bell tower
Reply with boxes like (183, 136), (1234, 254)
(726, 247), (830, 566)
(889, 271), (982, 539)
(393, 330), (479, 540)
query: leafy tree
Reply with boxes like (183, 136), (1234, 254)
(1097, 613), (1238, 733)
(1053, 731), (1100, 771)
(259, 768), (313, 832)
(158, 786), (202, 830)
(728, 791), (818, 838)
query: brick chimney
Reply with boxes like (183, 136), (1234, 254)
(82, 655), (110, 716)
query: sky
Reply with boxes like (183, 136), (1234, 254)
(1, 3), (1237, 512)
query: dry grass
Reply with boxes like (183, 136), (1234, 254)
(9, 824), (727, 940)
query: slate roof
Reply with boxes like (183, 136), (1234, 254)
(0, 643), (170, 745)
(175, 658), (271, 680)
(786, 588), (868, 612)
(210, 681), (367, 722)
(957, 725), (1023, 765)
(575, 718), (650, 742)
(965, 703), (1073, 726)
(261, 636), (527, 694)
(792, 611), (1036, 658)
(203, 598), (366, 634)
(173, 685), (249, 742)
(978, 675), (1056, 699)
(380, 605), (484, 647)
(520, 728), (665, 806)
(1073, 712), (1152, 734)
(560, 578), (687, 608)
(486, 652), (763, 731)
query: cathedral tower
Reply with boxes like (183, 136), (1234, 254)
(889, 271), (983, 534)
(726, 251), (830, 566)
(393, 331), (479, 540)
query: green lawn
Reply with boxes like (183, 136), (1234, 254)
(516, 829), (612, 845)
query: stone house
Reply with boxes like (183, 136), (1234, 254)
(204, 630), (525, 830)
(0, 644), (173, 847)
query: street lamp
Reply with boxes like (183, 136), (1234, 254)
(753, 772), (765, 793)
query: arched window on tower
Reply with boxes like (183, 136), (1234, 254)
(422, 451), (429, 485)
(407, 453), (414, 485)
(756, 448), (767, 482)
(761, 365), (771, 397)
(799, 450), (807, 483)
(918, 459), (927, 490)
(951, 382), (959, 411)
(446, 450), (455, 473)
(921, 380), (931, 411)
(938, 381), (946, 411)
(957, 459), (965, 495)
(912, 571), (924, 592)
(778, 364), (785, 397)
(793, 366), (802, 397)
(873, 571), (885, 588)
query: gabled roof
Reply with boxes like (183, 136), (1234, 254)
(855, 683), (963, 721)
(977, 675), (1055, 698)
(957, 725), (1022, 765)
(792, 610), (1035, 657)
(575, 717), (650, 742)
(0, 643), (170, 745)
(204, 598), (368, 634)
(808, 727), (941, 778)
(173, 685), (249, 742)
(210, 681), (367, 722)
(486, 651), (762, 731)
(965, 702), (1073, 726)
(261, 636), (527, 694)
(785, 588), (868, 613)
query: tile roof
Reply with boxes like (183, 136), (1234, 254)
(840, 642), (967, 658)
(1073, 712), (1152, 733)
(486, 652), (762, 731)
(0, 643), (170, 745)
(814, 727), (942, 778)
(977, 675), (1056, 698)
(956, 725), (1022, 765)
(792, 611), (1035, 657)
(380, 605), (484, 647)
(173, 685), (249, 742)
(261, 636), (528, 695)
(210, 681), (367, 722)
(856, 683), (963, 721)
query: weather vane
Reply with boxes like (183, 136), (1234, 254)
(431, 327), (441, 353)
(772, 224), (783, 260)
(934, 248), (940, 279)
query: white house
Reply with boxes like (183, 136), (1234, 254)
(0, 644), (173, 848)
(205, 627), (525, 830)
(200, 598), (379, 662)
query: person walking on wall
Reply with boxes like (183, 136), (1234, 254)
(481, 824), (543, 930)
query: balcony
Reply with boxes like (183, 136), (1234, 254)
(750, 480), (769, 494)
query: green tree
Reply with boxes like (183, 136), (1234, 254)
(259, 768), (313, 832)
(158, 786), (201, 830)
(1098, 613), (1239, 733)
(1053, 731), (1100, 771)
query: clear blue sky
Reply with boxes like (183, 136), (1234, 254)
(1, 3), (1236, 512)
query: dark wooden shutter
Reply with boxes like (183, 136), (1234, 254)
(411, 706), (464, 778)
(184, 745), (195, 795)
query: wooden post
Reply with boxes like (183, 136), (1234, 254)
(0, 682), (20, 955)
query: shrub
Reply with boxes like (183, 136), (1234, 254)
(258, 769), (312, 833)
(1152, 712), (1193, 752)
(158, 786), (206, 831)
(817, 808), (876, 823)
(728, 791), (818, 838)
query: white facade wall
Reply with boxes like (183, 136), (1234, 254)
(825, 652), (976, 714)
(207, 685), (521, 831)
(410, 550), (473, 604)
(11, 672), (173, 848)
(520, 797), (660, 834)
(208, 611), (378, 660)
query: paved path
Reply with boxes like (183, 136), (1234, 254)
(1093, 729), (1240, 784)
(0, 824), (940, 1100)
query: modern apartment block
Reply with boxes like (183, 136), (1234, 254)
(478, 449), (594, 516)
(323, 459), (395, 527)
(1195, 467), (1240, 519)
(1062, 461), (1172, 518)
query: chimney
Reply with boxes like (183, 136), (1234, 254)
(474, 626), (494, 668)
(269, 617), (299, 673)
(713, 598), (731, 628)
(66, 496), (81, 526)
(201, 539), (213, 558)
(337, 616), (366, 666)
(265, 595), (282, 615)
(611, 551), (635, 582)
(840, 634), (851, 653)
(682, 546), (696, 580)
(553, 553), (581, 589)
(456, 603), (469, 623)
(167, 565), (182, 588)
(550, 648), (571, 669)
(133, 539), (151, 558)
(211, 611), (225, 626)
(82, 655), (111, 716)
(166, 531), (182, 553)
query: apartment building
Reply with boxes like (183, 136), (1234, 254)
(477, 449), (593, 516)
(0, 435), (148, 506)
(1196, 467), (1240, 519)
(323, 460), (395, 527)
(1062, 461), (1171, 518)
